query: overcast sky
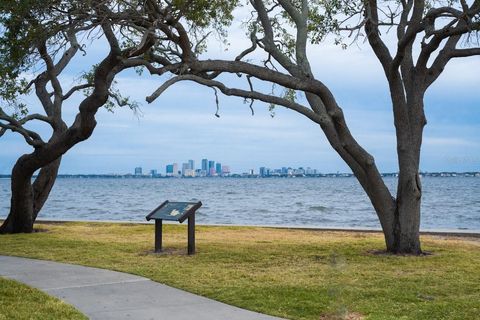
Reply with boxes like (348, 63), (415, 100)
(0, 11), (479, 175)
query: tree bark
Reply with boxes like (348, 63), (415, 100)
(303, 94), (398, 251)
(32, 157), (61, 220)
(384, 84), (426, 254)
(389, 172), (422, 254)
(0, 157), (61, 234)
(0, 157), (36, 233)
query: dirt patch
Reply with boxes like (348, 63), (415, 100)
(142, 248), (192, 256)
(319, 312), (365, 320)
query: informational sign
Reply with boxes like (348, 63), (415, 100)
(145, 200), (202, 255)
(146, 201), (201, 223)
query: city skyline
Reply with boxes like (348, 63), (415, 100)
(128, 159), (336, 177)
(134, 157), (231, 177)
(107, 161), (480, 178)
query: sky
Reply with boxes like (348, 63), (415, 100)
(0, 9), (479, 175)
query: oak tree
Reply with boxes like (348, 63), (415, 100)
(129, 0), (479, 254)
(0, 0), (235, 233)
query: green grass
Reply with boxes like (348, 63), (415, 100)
(0, 221), (479, 320)
(0, 277), (86, 320)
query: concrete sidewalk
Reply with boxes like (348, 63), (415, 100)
(0, 256), (282, 320)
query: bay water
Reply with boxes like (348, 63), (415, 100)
(0, 177), (479, 231)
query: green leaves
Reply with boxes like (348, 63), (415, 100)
(308, 0), (361, 45)
(0, 0), (68, 109)
(171, 0), (239, 28)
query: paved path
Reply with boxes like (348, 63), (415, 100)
(0, 256), (282, 320)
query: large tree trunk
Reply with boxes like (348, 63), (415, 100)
(389, 172), (422, 254)
(384, 85), (426, 254)
(32, 157), (62, 220)
(302, 93), (400, 253)
(0, 157), (36, 234)
(0, 144), (62, 234)
(0, 156), (62, 234)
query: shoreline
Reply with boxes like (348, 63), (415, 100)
(18, 218), (479, 238)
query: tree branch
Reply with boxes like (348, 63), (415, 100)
(250, 0), (300, 75)
(447, 47), (480, 58)
(38, 42), (63, 101)
(146, 75), (327, 124)
(53, 29), (80, 76)
(62, 84), (94, 101)
(391, 0), (424, 71)
(364, 0), (394, 76)
(0, 111), (45, 148)
(18, 114), (53, 126)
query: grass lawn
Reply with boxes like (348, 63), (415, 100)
(0, 277), (86, 320)
(0, 221), (479, 320)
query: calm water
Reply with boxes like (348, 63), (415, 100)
(0, 177), (479, 231)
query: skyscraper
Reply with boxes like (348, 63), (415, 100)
(134, 167), (142, 176)
(259, 167), (266, 177)
(182, 163), (189, 176)
(188, 160), (195, 171)
(172, 163), (179, 177)
(216, 163), (222, 176)
(208, 160), (215, 176)
(165, 164), (174, 176)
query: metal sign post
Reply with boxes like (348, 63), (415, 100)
(155, 219), (162, 252)
(187, 214), (195, 255)
(146, 201), (202, 255)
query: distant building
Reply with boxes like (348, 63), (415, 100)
(134, 167), (142, 176)
(216, 163), (222, 176)
(209, 167), (216, 176)
(182, 163), (189, 176)
(208, 160), (215, 176)
(201, 159), (208, 172)
(271, 169), (282, 176)
(294, 167), (305, 175)
(165, 163), (179, 177)
(259, 167), (266, 177)
(184, 169), (195, 177)
(188, 160), (195, 171)
(165, 164), (174, 176)
(150, 169), (158, 177)
(222, 166), (230, 176)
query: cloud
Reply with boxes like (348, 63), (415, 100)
(423, 137), (478, 147)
